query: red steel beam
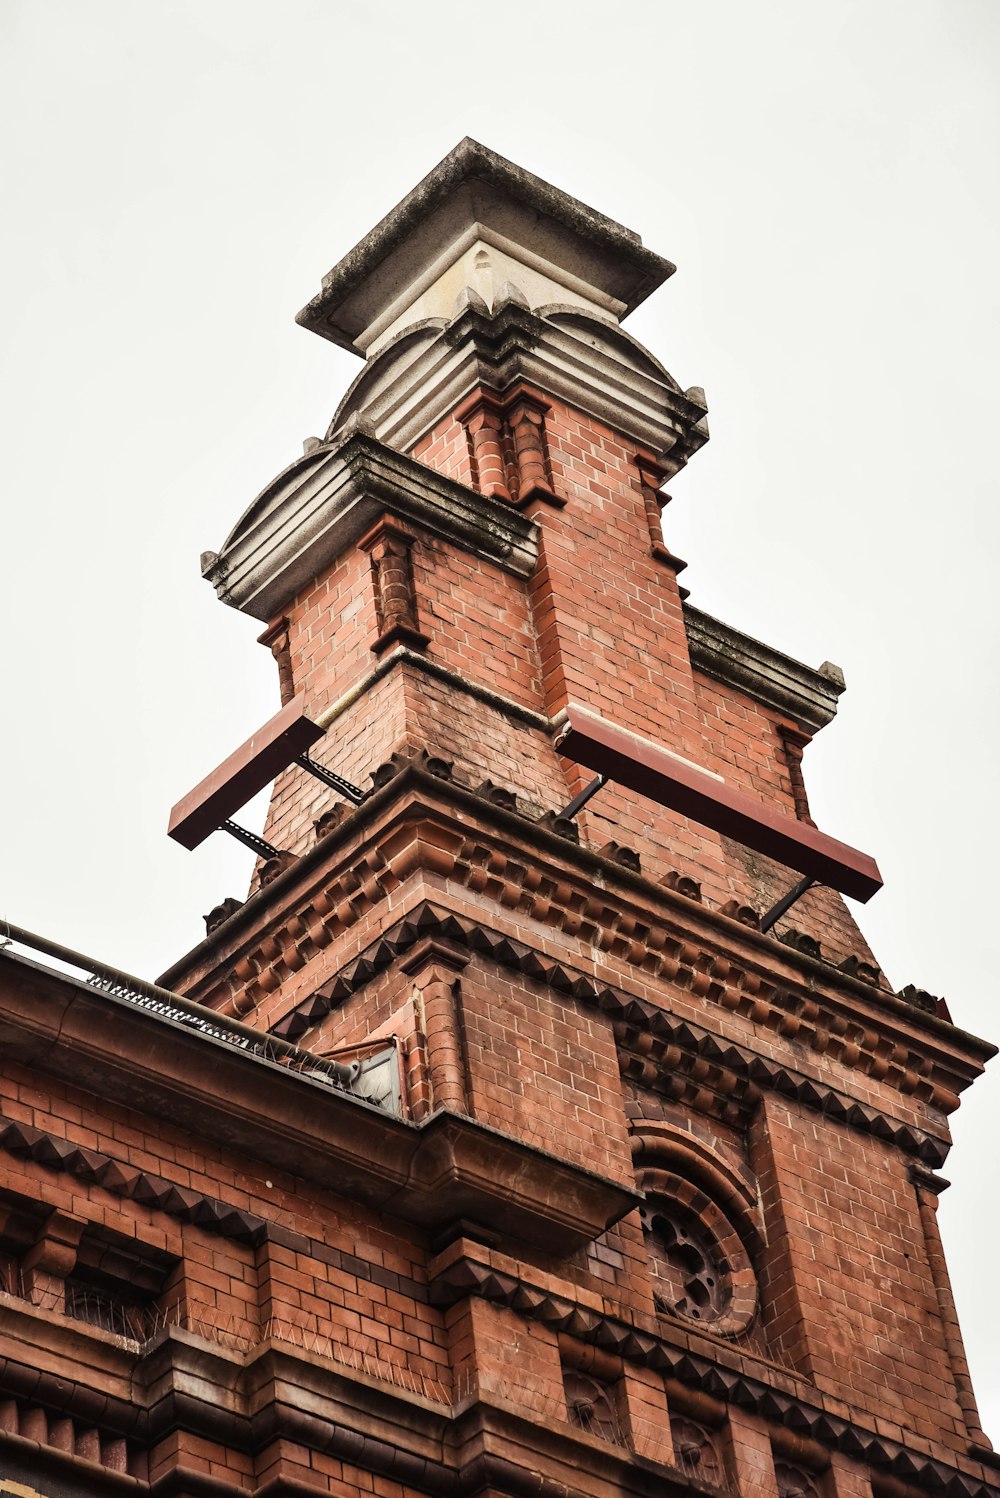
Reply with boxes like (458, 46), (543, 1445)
(168, 695), (324, 851)
(554, 702), (882, 903)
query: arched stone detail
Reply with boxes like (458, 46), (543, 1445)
(563, 1369), (622, 1445)
(633, 1123), (759, 1337)
(631, 1120), (763, 1259)
(776, 1460), (824, 1498)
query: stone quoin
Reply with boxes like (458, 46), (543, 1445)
(0, 139), (995, 1498)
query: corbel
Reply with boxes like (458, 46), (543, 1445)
(21, 1209), (86, 1310)
(358, 516), (431, 656)
(454, 389), (511, 501)
(502, 383), (563, 509)
(776, 722), (816, 827)
(257, 616), (294, 705)
(636, 451), (687, 575)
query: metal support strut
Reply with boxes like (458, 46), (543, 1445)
(295, 753), (365, 805)
(559, 773), (607, 820)
(759, 874), (817, 934)
(221, 820), (280, 859)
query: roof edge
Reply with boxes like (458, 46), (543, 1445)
(684, 604), (846, 735)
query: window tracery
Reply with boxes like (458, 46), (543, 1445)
(632, 1127), (761, 1339)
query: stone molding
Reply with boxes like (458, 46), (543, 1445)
(329, 298), (709, 477)
(295, 137), (675, 352)
(684, 605), (846, 735)
(202, 427), (538, 622)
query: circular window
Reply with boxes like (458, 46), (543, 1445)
(637, 1166), (759, 1338)
(641, 1202), (730, 1322)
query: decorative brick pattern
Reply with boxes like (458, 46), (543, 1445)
(5, 146), (995, 1498)
(264, 896), (954, 1165)
(358, 514), (431, 655)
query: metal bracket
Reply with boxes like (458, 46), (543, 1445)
(295, 753), (365, 805)
(559, 773), (607, 820)
(759, 874), (817, 934)
(221, 820), (280, 859)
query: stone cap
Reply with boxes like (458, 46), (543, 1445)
(684, 605), (846, 735)
(201, 424), (538, 621)
(296, 138), (675, 354)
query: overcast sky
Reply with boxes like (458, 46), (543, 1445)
(2, 0), (998, 1434)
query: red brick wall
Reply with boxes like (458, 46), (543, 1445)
(75, 370), (987, 1493)
(0, 1058), (450, 1391)
(756, 1094), (966, 1448)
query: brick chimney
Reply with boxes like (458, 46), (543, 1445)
(160, 144), (994, 1477)
(199, 139), (859, 922)
(1, 142), (993, 1498)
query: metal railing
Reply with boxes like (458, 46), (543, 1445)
(0, 920), (398, 1114)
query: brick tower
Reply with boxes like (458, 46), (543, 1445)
(0, 141), (995, 1498)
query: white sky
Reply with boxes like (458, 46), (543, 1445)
(2, 0), (998, 1435)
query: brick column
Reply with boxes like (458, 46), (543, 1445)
(447, 1297), (564, 1416)
(620, 1363), (675, 1466)
(727, 1407), (780, 1498)
(402, 939), (469, 1117)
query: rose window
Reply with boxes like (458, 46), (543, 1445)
(635, 1158), (760, 1339)
(641, 1201), (730, 1322)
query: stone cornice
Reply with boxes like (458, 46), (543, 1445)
(296, 137), (674, 351)
(203, 428), (537, 622)
(329, 299), (709, 476)
(684, 605), (845, 735)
